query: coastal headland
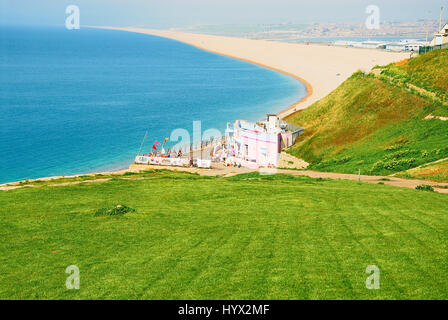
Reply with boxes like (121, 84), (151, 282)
(94, 26), (409, 118)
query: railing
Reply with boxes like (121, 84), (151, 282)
(419, 43), (448, 54)
(280, 121), (304, 135)
(140, 136), (227, 160)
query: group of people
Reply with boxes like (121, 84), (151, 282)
(225, 161), (242, 168)
(141, 150), (183, 159)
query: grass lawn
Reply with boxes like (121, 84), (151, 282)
(0, 171), (447, 299)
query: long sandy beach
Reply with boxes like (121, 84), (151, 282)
(96, 26), (409, 118)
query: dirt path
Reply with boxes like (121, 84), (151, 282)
(130, 164), (448, 194)
(276, 169), (448, 194)
(424, 114), (448, 121)
(415, 156), (448, 168)
(2, 164), (447, 194)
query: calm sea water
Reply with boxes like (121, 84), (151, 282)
(0, 26), (306, 183)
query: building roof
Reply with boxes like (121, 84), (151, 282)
(436, 22), (448, 34)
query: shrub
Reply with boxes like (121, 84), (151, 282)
(123, 171), (138, 176)
(383, 150), (412, 160)
(338, 156), (351, 164)
(371, 160), (385, 172)
(94, 205), (136, 216)
(384, 145), (402, 151)
(372, 158), (416, 172)
(415, 185), (435, 192)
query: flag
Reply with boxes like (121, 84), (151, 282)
(164, 137), (169, 144)
(151, 140), (161, 151)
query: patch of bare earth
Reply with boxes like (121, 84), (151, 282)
(278, 152), (310, 169)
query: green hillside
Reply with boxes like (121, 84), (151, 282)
(286, 49), (448, 177)
(1, 170), (447, 299)
(381, 48), (448, 96)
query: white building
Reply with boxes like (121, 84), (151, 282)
(357, 41), (387, 49)
(385, 43), (406, 51)
(334, 40), (387, 49)
(386, 40), (426, 52)
(334, 39), (425, 52)
(404, 42), (425, 51)
(431, 23), (448, 46)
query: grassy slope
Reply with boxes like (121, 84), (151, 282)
(383, 48), (448, 95)
(397, 159), (448, 182)
(1, 171), (447, 299)
(285, 50), (448, 177)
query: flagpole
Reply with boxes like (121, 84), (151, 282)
(137, 131), (148, 156)
(161, 138), (169, 155)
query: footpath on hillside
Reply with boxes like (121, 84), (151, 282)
(132, 163), (448, 194)
(2, 162), (447, 194)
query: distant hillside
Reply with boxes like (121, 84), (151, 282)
(286, 49), (448, 177)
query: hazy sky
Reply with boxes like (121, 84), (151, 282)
(1, 0), (447, 27)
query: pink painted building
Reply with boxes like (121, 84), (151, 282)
(225, 114), (303, 168)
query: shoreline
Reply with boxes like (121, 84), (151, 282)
(92, 26), (313, 118)
(92, 26), (408, 118)
(168, 45), (315, 118)
(141, 34), (314, 118)
(2, 27), (408, 186)
(0, 168), (130, 189)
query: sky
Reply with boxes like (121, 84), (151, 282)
(1, 0), (447, 28)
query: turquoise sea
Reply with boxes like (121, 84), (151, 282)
(0, 26), (306, 183)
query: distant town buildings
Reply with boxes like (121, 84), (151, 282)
(332, 21), (448, 53)
(180, 20), (448, 54)
(385, 39), (426, 52)
(333, 39), (426, 52)
(180, 20), (442, 42)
